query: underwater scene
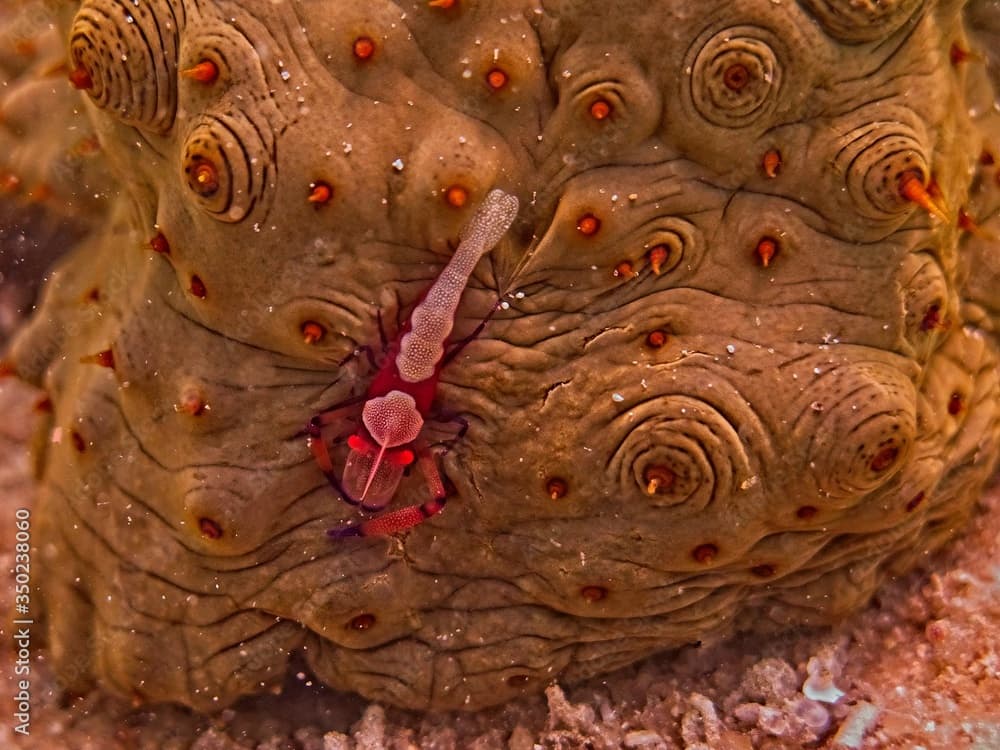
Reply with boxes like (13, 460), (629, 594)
(1, 0), (999, 747)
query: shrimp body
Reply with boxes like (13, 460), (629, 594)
(305, 189), (519, 537)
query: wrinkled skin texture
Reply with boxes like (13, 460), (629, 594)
(5, 0), (1000, 712)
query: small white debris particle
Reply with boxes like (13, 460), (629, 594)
(831, 701), (880, 748)
(623, 729), (664, 747)
(726, 344), (736, 354)
(612, 392), (625, 402)
(391, 158), (404, 171)
(803, 654), (846, 703)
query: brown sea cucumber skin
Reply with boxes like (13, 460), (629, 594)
(4, 0), (999, 712)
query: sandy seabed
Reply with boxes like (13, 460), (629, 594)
(0, 377), (998, 750)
